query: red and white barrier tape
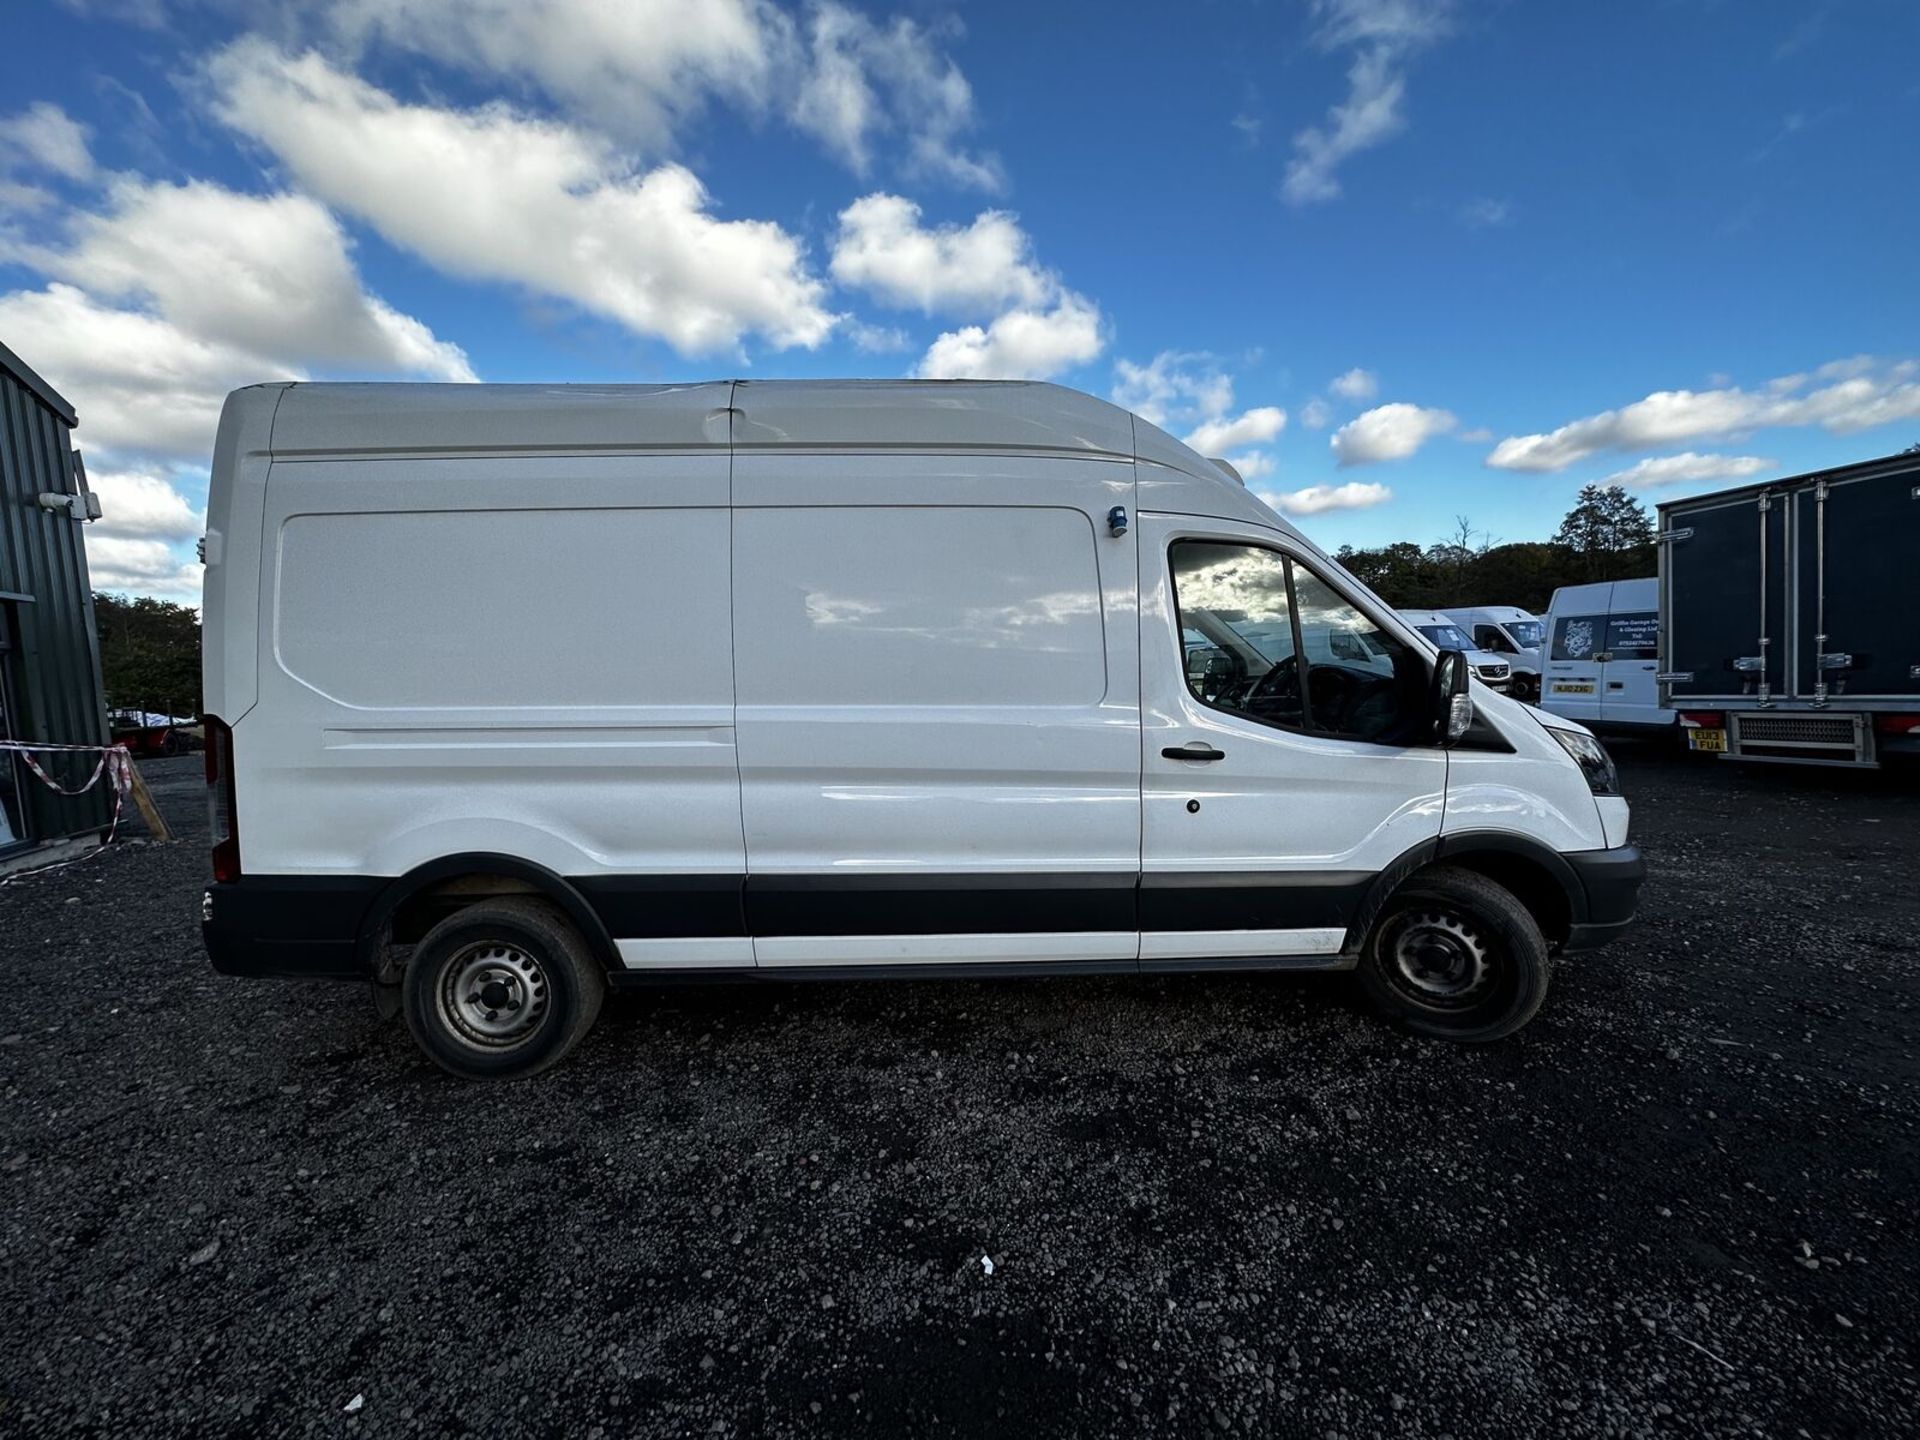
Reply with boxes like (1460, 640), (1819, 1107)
(1, 739), (136, 848)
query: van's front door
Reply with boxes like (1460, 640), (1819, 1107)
(1137, 517), (1446, 967)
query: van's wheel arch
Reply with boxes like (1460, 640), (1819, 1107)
(401, 898), (606, 1079)
(1356, 865), (1551, 1042)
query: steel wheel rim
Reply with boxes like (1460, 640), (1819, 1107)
(438, 941), (550, 1048)
(1386, 908), (1494, 1010)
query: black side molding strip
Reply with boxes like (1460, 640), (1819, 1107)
(745, 871), (1135, 937)
(605, 952), (1354, 987)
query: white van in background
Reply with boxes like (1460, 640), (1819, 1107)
(1541, 578), (1673, 733)
(1443, 607), (1546, 701)
(200, 379), (1643, 1078)
(1394, 611), (1514, 694)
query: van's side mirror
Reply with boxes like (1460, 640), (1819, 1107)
(1431, 650), (1473, 746)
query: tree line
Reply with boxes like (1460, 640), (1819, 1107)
(1335, 483), (1656, 613)
(93, 593), (201, 720)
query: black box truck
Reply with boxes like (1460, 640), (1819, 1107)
(1658, 451), (1919, 768)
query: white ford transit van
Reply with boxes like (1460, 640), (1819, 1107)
(1442, 606), (1545, 701)
(1541, 578), (1673, 733)
(200, 380), (1643, 1078)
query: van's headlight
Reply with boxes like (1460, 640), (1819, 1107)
(1549, 728), (1619, 796)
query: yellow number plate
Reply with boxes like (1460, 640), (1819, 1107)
(1689, 728), (1728, 753)
(1553, 682), (1595, 695)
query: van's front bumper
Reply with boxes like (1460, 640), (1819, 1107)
(201, 877), (378, 979)
(1560, 845), (1646, 953)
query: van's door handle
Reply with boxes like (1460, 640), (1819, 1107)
(1162, 743), (1225, 761)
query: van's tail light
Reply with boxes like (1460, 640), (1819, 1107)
(1875, 714), (1920, 736)
(203, 715), (240, 882)
(1678, 711), (1724, 729)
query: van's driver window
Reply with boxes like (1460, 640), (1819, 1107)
(1173, 544), (1303, 729)
(1170, 542), (1416, 744)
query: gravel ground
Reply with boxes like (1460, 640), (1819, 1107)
(2, 749), (1916, 1438)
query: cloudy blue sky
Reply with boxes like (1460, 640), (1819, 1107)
(2, 0), (1916, 601)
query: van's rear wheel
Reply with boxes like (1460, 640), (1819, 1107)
(402, 899), (605, 1079)
(1357, 867), (1550, 1042)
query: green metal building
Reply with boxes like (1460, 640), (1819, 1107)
(0, 339), (112, 862)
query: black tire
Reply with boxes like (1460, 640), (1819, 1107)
(402, 899), (606, 1079)
(1356, 866), (1550, 1042)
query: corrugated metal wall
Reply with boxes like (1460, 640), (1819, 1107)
(0, 352), (112, 846)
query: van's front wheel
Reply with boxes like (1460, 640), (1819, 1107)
(1358, 867), (1550, 1042)
(402, 899), (606, 1079)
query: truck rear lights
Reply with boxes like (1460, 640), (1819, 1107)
(1678, 711), (1724, 729)
(202, 714), (240, 882)
(1874, 714), (1920, 735)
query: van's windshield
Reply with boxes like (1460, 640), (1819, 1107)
(1417, 623), (1474, 651)
(1506, 620), (1545, 648)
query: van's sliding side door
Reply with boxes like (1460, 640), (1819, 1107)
(730, 452), (1143, 969)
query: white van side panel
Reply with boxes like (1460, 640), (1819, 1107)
(238, 452), (745, 878)
(731, 453), (1140, 881)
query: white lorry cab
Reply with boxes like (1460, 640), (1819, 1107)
(1394, 611), (1515, 695)
(1443, 606), (1546, 701)
(200, 380), (1644, 1078)
(1540, 578), (1673, 734)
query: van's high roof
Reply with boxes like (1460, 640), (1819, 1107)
(221, 377), (1296, 541)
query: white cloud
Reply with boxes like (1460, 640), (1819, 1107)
(32, 177), (473, 381)
(207, 41), (834, 356)
(324, 0), (777, 154)
(1186, 406), (1286, 455)
(830, 192), (1100, 379)
(830, 193), (1050, 315)
(1263, 480), (1393, 515)
(1329, 366), (1378, 401)
(916, 294), (1103, 380)
(321, 0), (998, 188)
(1300, 396), (1333, 430)
(0, 102), (94, 180)
(87, 469), (203, 541)
(83, 534), (203, 601)
(1486, 359), (1920, 471)
(0, 283), (291, 457)
(1285, 50), (1403, 204)
(1330, 401), (1456, 465)
(0, 164), (472, 464)
(1598, 453), (1778, 490)
(1284, 2), (1452, 206)
(1112, 352), (1235, 428)
(793, 4), (1001, 189)
(1110, 352), (1286, 477)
